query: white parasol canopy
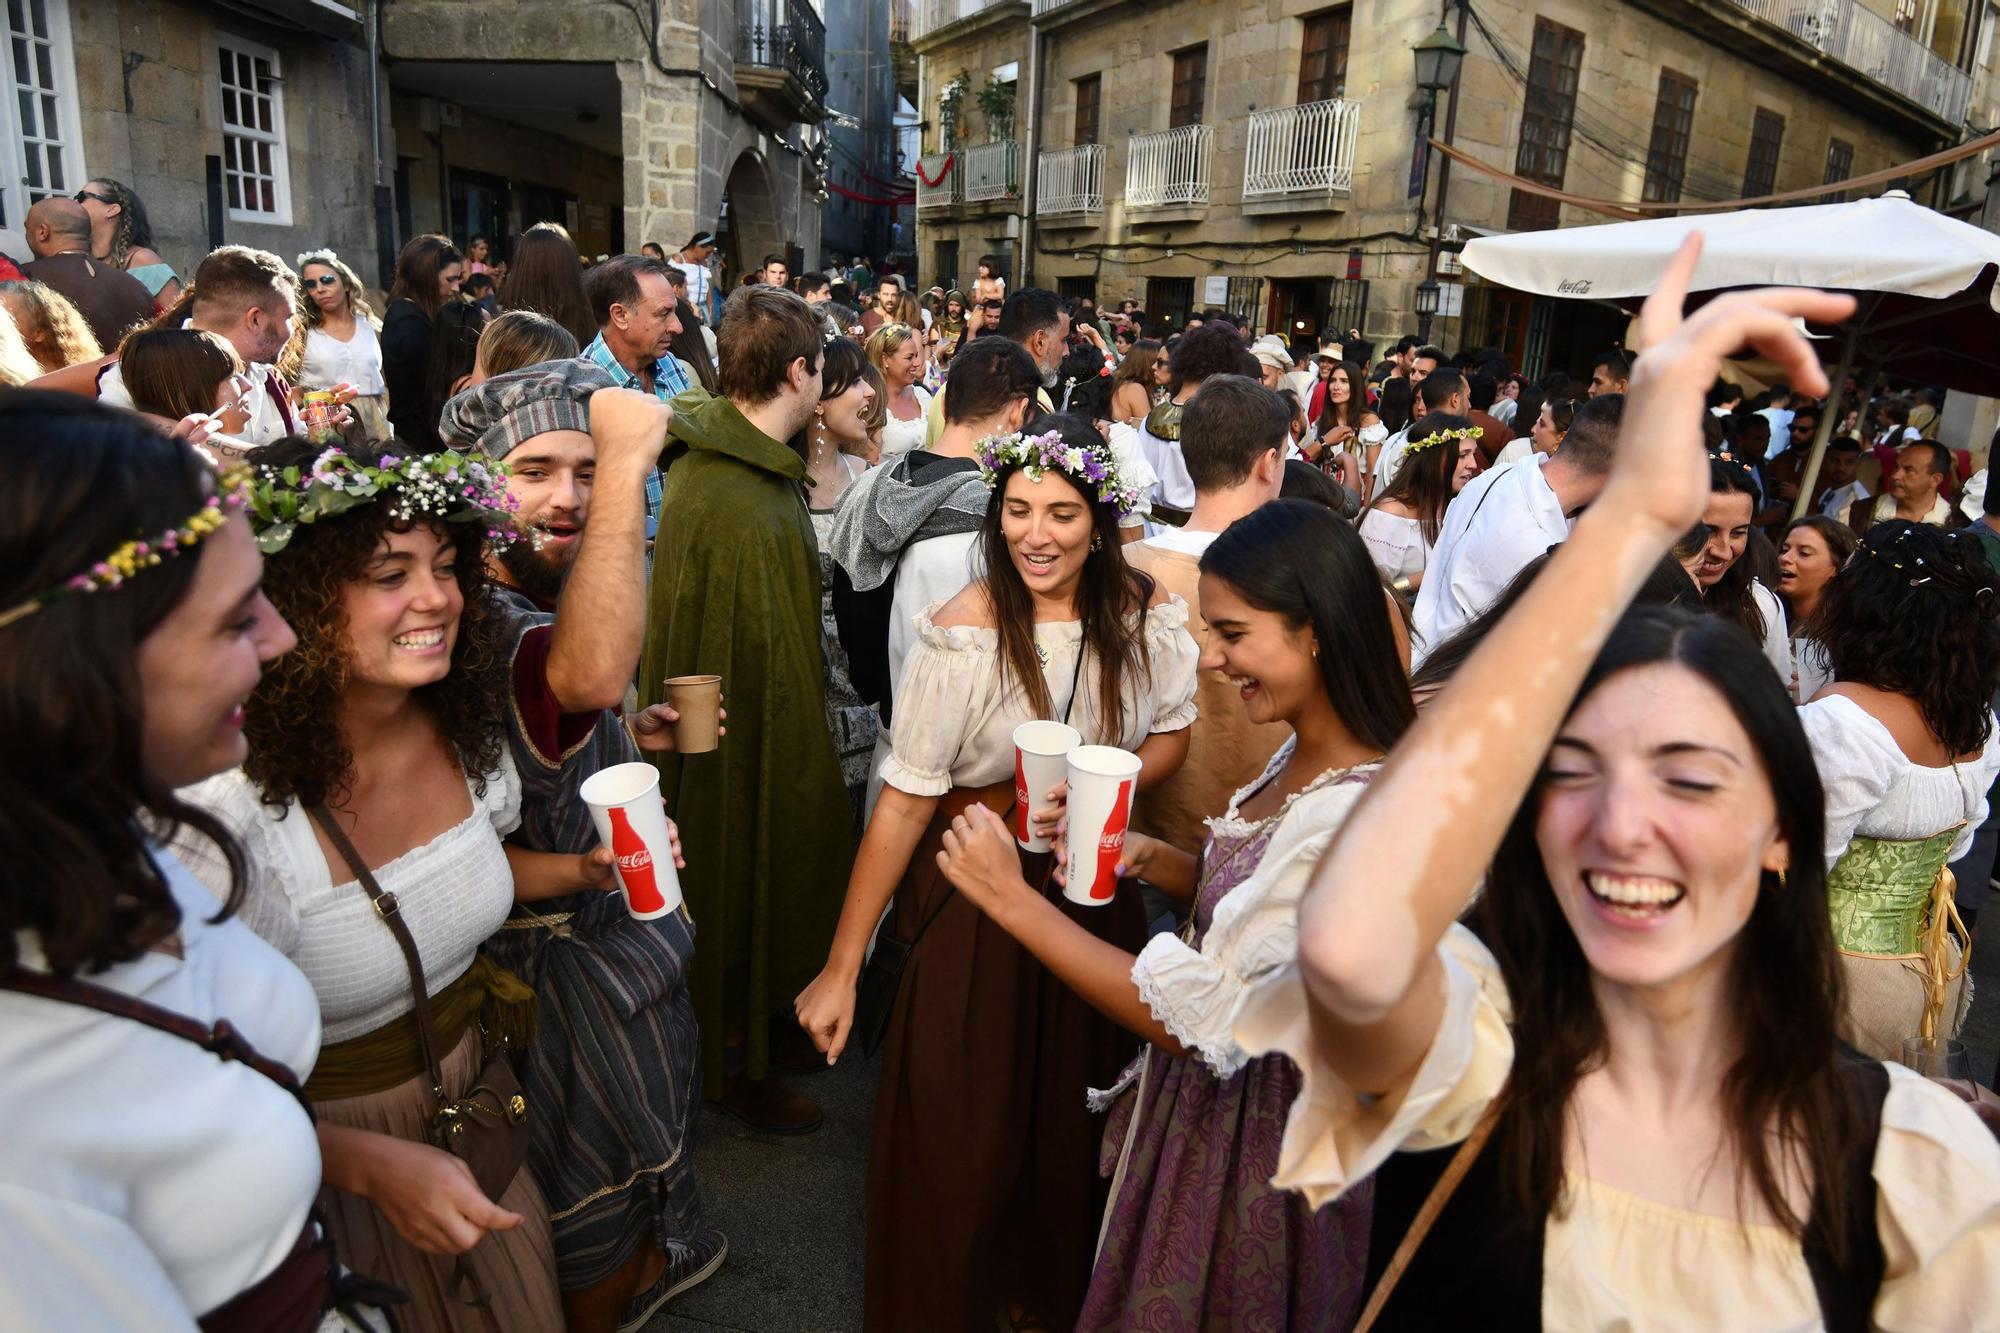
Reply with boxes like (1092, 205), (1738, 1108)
(1461, 191), (2000, 516)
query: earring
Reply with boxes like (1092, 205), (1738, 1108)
(1090, 531), (1103, 552)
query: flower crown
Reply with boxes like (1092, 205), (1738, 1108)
(975, 428), (1142, 520)
(1404, 424), (1483, 457)
(247, 446), (521, 556)
(0, 468), (251, 630)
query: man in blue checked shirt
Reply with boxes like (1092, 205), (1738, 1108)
(582, 254), (691, 527)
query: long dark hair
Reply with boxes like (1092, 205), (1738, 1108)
(788, 336), (868, 463)
(425, 302), (487, 415)
(1807, 520), (2000, 756)
(387, 234), (463, 323)
(1702, 453), (1767, 640)
(670, 304), (718, 390)
(0, 394), (247, 973)
(1369, 412), (1477, 546)
(500, 223), (594, 346)
(1313, 359), (1368, 438)
(1200, 499), (1413, 753)
(978, 413), (1154, 742)
(1376, 376), (1414, 435)
(1474, 606), (1862, 1258)
(241, 438), (508, 810)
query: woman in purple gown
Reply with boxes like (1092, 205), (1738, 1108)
(935, 499), (1411, 1329)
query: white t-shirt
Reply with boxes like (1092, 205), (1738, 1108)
(1411, 454), (1573, 664)
(0, 849), (323, 1327)
(671, 256), (711, 310)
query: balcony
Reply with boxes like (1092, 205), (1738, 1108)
(963, 141), (1020, 202)
(1037, 143), (1104, 219)
(1242, 98), (1360, 214)
(1726, 0), (1970, 123)
(736, 0), (828, 131)
(1126, 124), (1212, 211)
(911, 0), (1021, 43)
(917, 152), (961, 209)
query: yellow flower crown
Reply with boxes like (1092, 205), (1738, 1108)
(1403, 423), (1484, 457)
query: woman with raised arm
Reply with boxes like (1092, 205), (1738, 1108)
(934, 498), (1407, 1329)
(1236, 244), (2000, 1326)
(794, 413), (1198, 1330)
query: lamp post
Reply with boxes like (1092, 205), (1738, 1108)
(1411, 13), (1467, 344)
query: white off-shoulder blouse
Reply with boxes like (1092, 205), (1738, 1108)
(880, 596), (1200, 798)
(1235, 925), (2000, 1329)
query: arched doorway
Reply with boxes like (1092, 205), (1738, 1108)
(718, 150), (785, 294)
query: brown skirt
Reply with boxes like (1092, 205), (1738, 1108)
(1839, 944), (1972, 1063)
(864, 782), (1148, 1331)
(313, 1026), (563, 1333)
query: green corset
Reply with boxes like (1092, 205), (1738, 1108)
(1825, 827), (1961, 955)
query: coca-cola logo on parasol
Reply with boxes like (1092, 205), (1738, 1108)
(1557, 278), (1593, 294)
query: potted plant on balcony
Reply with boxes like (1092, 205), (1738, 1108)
(940, 71), (970, 150)
(977, 74), (1016, 142)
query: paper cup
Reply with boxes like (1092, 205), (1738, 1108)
(1012, 720), (1081, 852)
(1064, 745), (1142, 906)
(578, 762), (683, 920)
(663, 674), (722, 753)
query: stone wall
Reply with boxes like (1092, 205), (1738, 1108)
(913, 8), (1033, 289)
(70, 0), (379, 278)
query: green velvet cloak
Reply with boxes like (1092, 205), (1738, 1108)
(641, 389), (856, 1085)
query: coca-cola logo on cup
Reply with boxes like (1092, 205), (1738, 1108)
(619, 848), (653, 874)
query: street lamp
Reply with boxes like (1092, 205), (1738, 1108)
(1411, 14), (1468, 343)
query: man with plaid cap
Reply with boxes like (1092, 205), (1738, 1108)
(438, 361), (727, 1331)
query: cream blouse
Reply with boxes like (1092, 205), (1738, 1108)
(1235, 925), (2000, 1329)
(881, 597), (1200, 797)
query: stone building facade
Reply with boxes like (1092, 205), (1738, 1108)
(913, 0), (1990, 377)
(9, 0), (832, 298)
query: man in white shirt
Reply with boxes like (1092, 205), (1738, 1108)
(97, 245), (299, 449)
(1412, 392), (1625, 663)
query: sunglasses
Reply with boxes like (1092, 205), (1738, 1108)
(304, 274), (343, 288)
(73, 190), (114, 205)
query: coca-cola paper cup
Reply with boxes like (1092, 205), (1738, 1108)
(1012, 720), (1081, 852)
(578, 762), (683, 920)
(1064, 745), (1142, 907)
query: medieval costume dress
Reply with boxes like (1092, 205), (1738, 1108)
(479, 586), (710, 1292)
(639, 389), (857, 1087)
(865, 599), (1197, 1329)
(1800, 694), (2000, 1060)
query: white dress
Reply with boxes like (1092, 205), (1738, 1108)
(1355, 508), (1429, 585)
(1235, 925), (2000, 1329)
(299, 321), (388, 396)
(0, 849), (324, 1329)
(880, 598), (1200, 797)
(879, 385), (933, 459)
(1749, 579), (1795, 687)
(177, 757), (523, 1042)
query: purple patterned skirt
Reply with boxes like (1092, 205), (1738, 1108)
(1078, 821), (1372, 1332)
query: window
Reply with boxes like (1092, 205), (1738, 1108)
(1170, 45), (1207, 128)
(1641, 69), (1697, 205)
(1074, 74), (1100, 146)
(1146, 275), (1195, 327)
(1743, 108), (1785, 198)
(1508, 18), (1585, 232)
(1297, 7), (1352, 104)
(219, 36), (292, 223)
(1824, 137), (1854, 203)
(2, 0), (82, 250)
(934, 239), (959, 291)
(1056, 275), (1096, 303)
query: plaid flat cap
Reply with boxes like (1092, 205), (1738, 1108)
(436, 358), (618, 458)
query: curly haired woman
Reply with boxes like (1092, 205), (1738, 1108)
(176, 439), (585, 1330)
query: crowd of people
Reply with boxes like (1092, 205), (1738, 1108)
(4, 199), (2000, 1333)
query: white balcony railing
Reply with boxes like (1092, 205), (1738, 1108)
(1243, 98), (1361, 199)
(1125, 124), (1213, 208)
(963, 140), (1020, 201)
(1729, 0), (1970, 122)
(1031, 0), (1084, 15)
(917, 152), (961, 209)
(911, 0), (1010, 40)
(1038, 143), (1104, 213)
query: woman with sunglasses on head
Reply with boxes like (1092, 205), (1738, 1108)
(1356, 415), (1484, 593)
(1493, 395), (1575, 468)
(0, 395), (404, 1330)
(1795, 520), (2000, 1063)
(296, 250), (391, 441)
(866, 320), (932, 459)
(934, 498), (1404, 1330)
(796, 414), (1198, 1330)
(1229, 247), (2000, 1329)
(76, 178), (182, 311)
